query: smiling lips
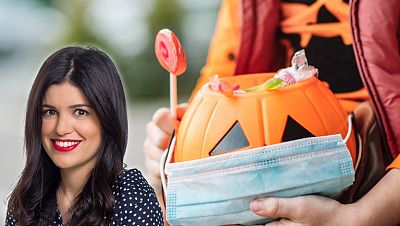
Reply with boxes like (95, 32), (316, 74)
(52, 139), (81, 152)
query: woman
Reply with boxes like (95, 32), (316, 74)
(6, 46), (164, 225)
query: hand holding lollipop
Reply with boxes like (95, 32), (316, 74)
(155, 29), (187, 119)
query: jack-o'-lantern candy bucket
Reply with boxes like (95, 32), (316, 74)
(161, 50), (356, 226)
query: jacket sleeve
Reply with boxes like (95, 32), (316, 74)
(388, 157), (400, 169)
(190, 0), (241, 99)
(351, 0), (400, 161)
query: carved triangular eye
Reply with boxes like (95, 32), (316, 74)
(282, 116), (315, 142)
(210, 121), (249, 156)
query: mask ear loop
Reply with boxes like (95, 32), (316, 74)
(160, 131), (176, 205)
(339, 114), (353, 145)
(350, 112), (362, 173)
(338, 114), (362, 171)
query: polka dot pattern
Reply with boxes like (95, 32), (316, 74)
(5, 169), (164, 226)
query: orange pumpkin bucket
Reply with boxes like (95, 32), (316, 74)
(172, 73), (356, 165)
(161, 50), (357, 226)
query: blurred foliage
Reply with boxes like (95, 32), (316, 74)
(33, 0), (112, 55)
(28, 0), (212, 101)
(0, 49), (13, 61)
(60, 0), (108, 46)
(31, 0), (56, 7)
(119, 0), (210, 101)
(121, 0), (190, 101)
(148, 0), (184, 35)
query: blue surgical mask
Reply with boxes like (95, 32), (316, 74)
(160, 117), (355, 226)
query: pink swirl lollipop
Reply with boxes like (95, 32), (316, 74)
(155, 29), (187, 76)
(155, 29), (187, 121)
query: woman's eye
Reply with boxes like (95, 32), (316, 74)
(42, 109), (57, 116)
(74, 109), (88, 117)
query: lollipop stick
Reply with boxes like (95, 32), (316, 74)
(170, 72), (177, 120)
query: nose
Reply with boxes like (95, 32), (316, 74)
(55, 114), (73, 136)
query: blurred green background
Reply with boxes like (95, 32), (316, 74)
(4, 0), (218, 99)
(0, 0), (219, 221)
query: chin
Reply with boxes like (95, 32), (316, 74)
(53, 160), (75, 169)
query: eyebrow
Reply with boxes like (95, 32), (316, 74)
(42, 104), (93, 109)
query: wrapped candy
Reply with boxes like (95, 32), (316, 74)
(209, 74), (240, 96)
(243, 49), (318, 93)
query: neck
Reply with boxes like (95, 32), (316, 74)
(60, 163), (94, 199)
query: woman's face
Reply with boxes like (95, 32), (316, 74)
(41, 81), (102, 172)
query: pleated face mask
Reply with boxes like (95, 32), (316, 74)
(160, 117), (356, 226)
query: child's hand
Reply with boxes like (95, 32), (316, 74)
(143, 104), (187, 192)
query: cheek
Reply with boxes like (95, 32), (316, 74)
(41, 119), (55, 135)
(41, 120), (55, 147)
(79, 121), (102, 145)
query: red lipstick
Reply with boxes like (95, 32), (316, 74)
(52, 139), (81, 152)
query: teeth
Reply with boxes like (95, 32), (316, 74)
(55, 141), (79, 147)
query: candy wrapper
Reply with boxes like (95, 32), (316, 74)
(209, 75), (240, 96)
(243, 49), (318, 93)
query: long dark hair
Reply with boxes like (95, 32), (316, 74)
(7, 46), (128, 225)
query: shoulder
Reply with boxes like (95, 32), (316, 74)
(111, 168), (164, 225)
(112, 168), (157, 203)
(5, 211), (16, 226)
(113, 168), (154, 194)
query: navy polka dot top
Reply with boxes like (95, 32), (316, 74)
(5, 169), (164, 226)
